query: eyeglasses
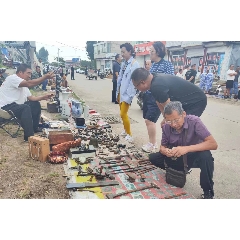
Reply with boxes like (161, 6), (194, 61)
(165, 115), (182, 125)
(134, 81), (144, 90)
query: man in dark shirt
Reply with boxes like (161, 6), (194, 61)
(185, 64), (197, 84)
(131, 68), (207, 126)
(71, 65), (75, 80)
(112, 54), (122, 104)
(149, 101), (217, 199)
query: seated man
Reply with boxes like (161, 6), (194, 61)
(149, 101), (218, 199)
(0, 63), (55, 142)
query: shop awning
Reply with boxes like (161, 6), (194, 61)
(186, 48), (204, 57)
(206, 46), (228, 53)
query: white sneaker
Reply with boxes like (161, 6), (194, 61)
(125, 134), (134, 143)
(142, 142), (158, 153)
(120, 130), (127, 137)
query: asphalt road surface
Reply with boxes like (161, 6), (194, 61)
(68, 73), (240, 199)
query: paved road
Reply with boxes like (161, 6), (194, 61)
(68, 73), (240, 199)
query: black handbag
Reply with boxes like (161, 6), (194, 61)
(164, 128), (189, 188)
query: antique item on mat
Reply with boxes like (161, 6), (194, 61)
(48, 151), (68, 164)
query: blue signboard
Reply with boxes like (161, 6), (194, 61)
(218, 54), (225, 75)
(72, 58), (80, 62)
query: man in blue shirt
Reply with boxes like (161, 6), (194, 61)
(142, 41), (174, 153)
(112, 54), (122, 104)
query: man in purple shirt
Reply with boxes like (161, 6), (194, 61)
(149, 101), (218, 199)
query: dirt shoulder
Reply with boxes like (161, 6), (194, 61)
(0, 90), (69, 199)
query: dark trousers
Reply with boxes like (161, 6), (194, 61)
(149, 151), (214, 195)
(183, 97), (207, 117)
(71, 72), (74, 80)
(112, 80), (117, 102)
(2, 101), (41, 140)
(142, 92), (161, 123)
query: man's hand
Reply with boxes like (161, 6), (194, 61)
(45, 72), (55, 80)
(41, 94), (54, 100)
(171, 146), (189, 158)
(161, 147), (173, 157)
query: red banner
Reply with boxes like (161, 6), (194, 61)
(134, 41), (166, 56)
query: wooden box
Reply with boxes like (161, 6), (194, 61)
(48, 130), (74, 145)
(29, 136), (50, 162)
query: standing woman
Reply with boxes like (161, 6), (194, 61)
(141, 41), (174, 153)
(116, 43), (139, 142)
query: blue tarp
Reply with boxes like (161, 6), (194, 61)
(0, 47), (9, 60)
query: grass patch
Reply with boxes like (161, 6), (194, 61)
(49, 172), (59, 178)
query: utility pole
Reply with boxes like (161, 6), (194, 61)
(57, 48), (60, 67)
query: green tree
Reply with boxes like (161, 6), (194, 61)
(80, 60), (95, 68)
(50, 62), (59, 67)
(54, 57), (65, 65)
(38, 47), (49, 62)
(86, 41), (98, 61)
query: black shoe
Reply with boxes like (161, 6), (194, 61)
(201, 190), (214, 199)
(115, 101), (119, 104)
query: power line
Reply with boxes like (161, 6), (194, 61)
(36, 41), (87, 52)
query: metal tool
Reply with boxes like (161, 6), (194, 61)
(106, 182), (160, 199)
(66, 181), (119, 190)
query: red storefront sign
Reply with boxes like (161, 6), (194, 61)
(134, 41), (166, 56)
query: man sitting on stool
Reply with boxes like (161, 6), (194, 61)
(149, 101), (218, 199)
(0, 63), (55, 142)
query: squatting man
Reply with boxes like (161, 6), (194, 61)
(148, 101), (218, 199)
(0, 64), (55, 142)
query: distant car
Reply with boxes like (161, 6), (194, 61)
(79, 70), (84, 74)
(76, 68), (80, 73)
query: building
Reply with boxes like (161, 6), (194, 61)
(93, 41), (126, 70)
(166, 41), (240, 80)
(0, 41), (36, 69)
(133, 41), (167, 67)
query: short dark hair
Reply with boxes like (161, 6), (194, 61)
(16, 63), (31, 73)
(152, 41), (166, 58)
(120, 43), (136, 58)
(191, 64), (196, 68)
(179, 69), (182, 72)
(184, 65), (189, 69)
(115, 54), (120, 60)
(131, 68), (149, 84)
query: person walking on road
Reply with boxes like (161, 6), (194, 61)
(116, 43), (139, 143)
(131, 68), (207, 127)
(141, 41), (174, 153)
(176, 69), (184, 79)
(71, 65), (75, 80)
(230, 66), (240, 99)
(144, 60), (152, 71)
(182, 65), (190, 80)
(185, 64), (197, 84)
(199, 70), (214, 94)
(59, 65), (63, 77)
(112, 54), (122, 104)
(224, 64), (237, 99)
